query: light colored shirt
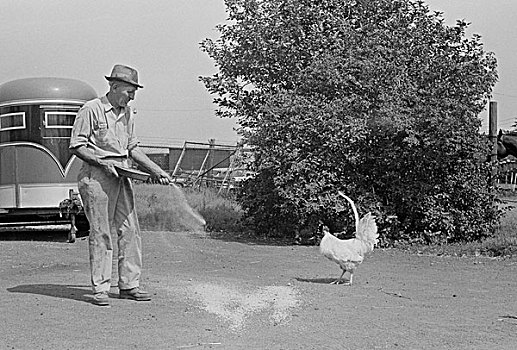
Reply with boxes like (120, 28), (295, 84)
(69, 95), (139, 158)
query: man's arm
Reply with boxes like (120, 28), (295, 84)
(129, 146), (172, 185)
(70, 145), (119, 177)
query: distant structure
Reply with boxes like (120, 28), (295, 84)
(139, 139), (252, 191)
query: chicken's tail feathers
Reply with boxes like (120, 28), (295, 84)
(337, 191), (378, 250)
(337, 191), (359, 232)
(356, 212), (379, 250)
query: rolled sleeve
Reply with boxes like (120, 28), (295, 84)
(69, 106), (92, 149)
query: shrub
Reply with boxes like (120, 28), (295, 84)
(201, 0), (499, 243)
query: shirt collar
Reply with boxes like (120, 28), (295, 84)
(100, 95), (114, 113)
(101, 95), (128, 119)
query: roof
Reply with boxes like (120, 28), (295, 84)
(0, 77), (98, 105)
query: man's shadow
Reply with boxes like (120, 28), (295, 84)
(7, 284), (109, 304)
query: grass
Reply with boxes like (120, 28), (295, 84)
(403, 194), (517, 258)
(476, 194), (517, 257)
(134, 184), (517, 258)
(134, 184), (243, 233)
(134, 184), (205, 232)
(183, 187), (245, 233)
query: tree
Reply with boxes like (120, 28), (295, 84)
(200, 0), (499, 243)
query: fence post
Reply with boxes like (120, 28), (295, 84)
(489, 101), (498, 188)
(208, 139), (215, 185)
(171, 141), (187, 177)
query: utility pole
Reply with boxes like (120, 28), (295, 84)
(489, 101), (498, 187)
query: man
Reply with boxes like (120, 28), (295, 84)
(70, 64), (172, 306)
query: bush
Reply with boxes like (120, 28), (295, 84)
(201, 0), (499, 243)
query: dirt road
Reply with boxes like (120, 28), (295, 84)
(1, 231), (517, 349)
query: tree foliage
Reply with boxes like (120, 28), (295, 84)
(200, 0), (500, 243)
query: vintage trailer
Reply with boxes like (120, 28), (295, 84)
(0, 77), (97, 241)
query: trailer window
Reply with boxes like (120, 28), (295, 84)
(44, 112), (76, 129)
(0, 112), (25, 131)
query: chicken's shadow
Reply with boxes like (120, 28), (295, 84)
(295, 277), (348, 284)
(7, 284), (99, 303)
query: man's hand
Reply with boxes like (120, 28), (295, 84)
(98, 159), (119, 177)
(130, 146), (172, 185)
(153, 170), (172, 185)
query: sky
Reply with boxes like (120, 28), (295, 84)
(0, 0), (236, 147)
(1, 1), (516, 147)
(425, 0), (517, 132)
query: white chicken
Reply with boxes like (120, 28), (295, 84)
(319, 191), (379, 285)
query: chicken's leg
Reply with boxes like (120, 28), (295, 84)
(331, 269), (347, 285)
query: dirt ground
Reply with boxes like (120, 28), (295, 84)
(1, 230), (517, 350)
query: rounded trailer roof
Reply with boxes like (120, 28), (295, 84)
(0, 77), (98, 105)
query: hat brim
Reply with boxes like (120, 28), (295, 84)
(105, 76), (143, 89)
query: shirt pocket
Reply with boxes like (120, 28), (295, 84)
(94, 122), (109, 145)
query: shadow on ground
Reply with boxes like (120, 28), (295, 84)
(7, 284), (95, 303)
(295, 277), (338, 284)
(207, 231), (309, 246)
(0, 230), (89, 242)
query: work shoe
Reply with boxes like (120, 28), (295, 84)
(119, 287), (151, 301)
(92, 291), (110, 306)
